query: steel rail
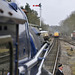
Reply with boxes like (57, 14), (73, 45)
(59, 38), (75, 46)
(52, 40), (60, 75)
(0, 50), (15, 64)
(47, 39), (55, 55)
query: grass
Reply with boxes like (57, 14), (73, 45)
(68, 56), (75, 75)
(0, 49), (9, 53)
(71, 63), (75, 75)
(65, 45), (75, 75)
(68, 49), (75, 56)
(65, 46), (71, 50)
(67, 50), (74, 56)
(73, 72), (75, 75)
(64, 46), (75, 56)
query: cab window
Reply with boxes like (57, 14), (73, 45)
(0, 37), (13, 75)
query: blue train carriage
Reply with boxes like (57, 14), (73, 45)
(29, 26), (44, 53)
(0, 0), (31, 75)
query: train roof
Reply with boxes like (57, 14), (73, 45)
(31, 27), (41, 35)
(40, 31), (48, 33)
(0, 0), (26, 24)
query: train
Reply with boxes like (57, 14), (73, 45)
(53, 31), (59, 38)
(0, 0), (45, 75)
(40, 31), (49, 41)
(71, 31), (75, 40)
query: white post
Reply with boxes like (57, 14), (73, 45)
(39, 3), (42, 27)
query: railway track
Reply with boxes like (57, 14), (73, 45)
(60, 37), (75, 46)
(0, 50), (16, 74)
(0, 54), (10, 64)
(0, 53), (10, 74)
(0, 38), (61, 75)
(0, 50), (15, 64)
(44, 38), (60, 75)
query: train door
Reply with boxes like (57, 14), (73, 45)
(0, 35), (14, 75)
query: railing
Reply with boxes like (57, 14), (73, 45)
(36, 40), (54, 75)
(36, 46), (49, 75)
(18, 43), (48, 75)
(18, 38), (57, 75)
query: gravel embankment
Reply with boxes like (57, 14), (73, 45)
(59, 41), (72, 75)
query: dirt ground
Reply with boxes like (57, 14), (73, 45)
(59, 41), (75, 75)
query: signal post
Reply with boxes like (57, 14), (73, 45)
(33, 3), (42, 27)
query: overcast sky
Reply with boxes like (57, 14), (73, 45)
(16, 0), (75, 26)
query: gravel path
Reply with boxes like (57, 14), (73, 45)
(59, 41), (72, 75)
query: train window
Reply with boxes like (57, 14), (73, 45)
(4, 26), (7, 30)
(0, 26), (2, 31)
(0, 36), (14, 75)
(32, 27), (40, 35)
(19, 24), (31, 59)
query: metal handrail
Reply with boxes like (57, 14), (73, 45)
(36, 40), (54, 75)
(24, 43), (47, 69)
(18, 43), (48, 73)
(36, 48), (49, 75)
